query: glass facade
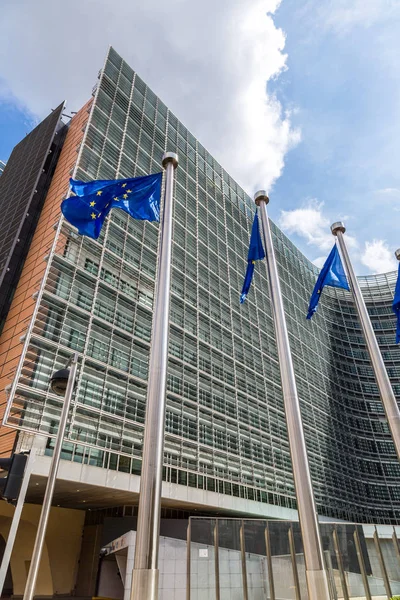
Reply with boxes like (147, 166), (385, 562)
(0, 161), (5, 176)
(6, 47), (400, 524)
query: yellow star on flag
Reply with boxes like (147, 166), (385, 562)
(121, 183), (127, 188)
(123, 193), (128, 199)
(113, 196), (119, 201)
(91, 213), (97, 219)
(127, 189), (132, 193)
(96, 190), (102, 196)
(90, 201), (96, 207)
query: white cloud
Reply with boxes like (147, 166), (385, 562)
(313, 256), (327, 268)
(279, 199), (358, 252)
(376, 188), (400, 195)
(279, 199), (333, 251)
(361, 239), (397, 274)
(278, 199), (360, 276)
(279, 201), (397, 274)
(0, 0), (299, 193)
(314, 0), (400, 34)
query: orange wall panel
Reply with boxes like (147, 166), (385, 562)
(0, 101), (91, 456)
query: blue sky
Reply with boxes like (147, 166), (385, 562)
(0, 0), (399, 274)
(268, 0), (400, 273)
(0, 96), (37, 161)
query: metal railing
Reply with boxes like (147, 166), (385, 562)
(187, 518), (400, 600)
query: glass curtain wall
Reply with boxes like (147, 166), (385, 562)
(6, 47), (400, 524)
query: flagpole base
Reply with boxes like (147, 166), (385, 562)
(306, 568), (331, 600)
(131, 568), (159, 600)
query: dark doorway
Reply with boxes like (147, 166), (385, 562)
(0, 535), (13, 597)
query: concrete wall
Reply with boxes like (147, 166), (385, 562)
(98, 557), (125, 599)
(0, 501), (85, 595)
(101, 528), (400, 600)
(100, 532), (187, 600)
(102, 532), (295, 600)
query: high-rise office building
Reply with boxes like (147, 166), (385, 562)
(0, 104), (67, 335)
(0, 161), (6, 176)
(0, 47), (399, 597)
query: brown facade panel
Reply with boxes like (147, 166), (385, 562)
(0, 101), (91, 456)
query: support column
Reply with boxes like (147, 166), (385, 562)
(131, 153), (178, 600)
(255, 191), (330, 600)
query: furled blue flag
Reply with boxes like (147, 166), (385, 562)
(61, 172), (162, 239)
(240, 213), (265, 303)
(392, 263), (400, 343)
(307, 244), (349, 319)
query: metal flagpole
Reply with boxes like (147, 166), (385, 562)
(332, 222), (400, 460)
(255, 191), (330, 600)
(0, 450), (35, 596)
(131, 152), (178, 600)
(23, 352), (78, 600)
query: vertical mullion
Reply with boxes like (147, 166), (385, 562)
(240, 520), (249, 600)
(332, 527), (349, 600)
(373, 527), (392, 599)
(288, 524), (301, 600)
(186, 518), (191, 600)
(214, 520), (220, 600)
(353, 528), (372, 600)
(264, 521), (275, 600)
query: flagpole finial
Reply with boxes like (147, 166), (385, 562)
(331, 221), (346, 236)
(395, 249), (400, 261)
(254, 190), (269, 206)
(162, 152), (178, 169)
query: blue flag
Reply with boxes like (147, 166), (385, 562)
(307, 244), (349, 319)
(61, 172), (162, 239)
(240, 213), (265, 303)
(393, 263), (400, 343)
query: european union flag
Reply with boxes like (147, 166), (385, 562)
(240, 213), (265, 303)
(61, 172), (162, 239)
(307, 244), (349, 319)
(392, 263), (400, 343)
